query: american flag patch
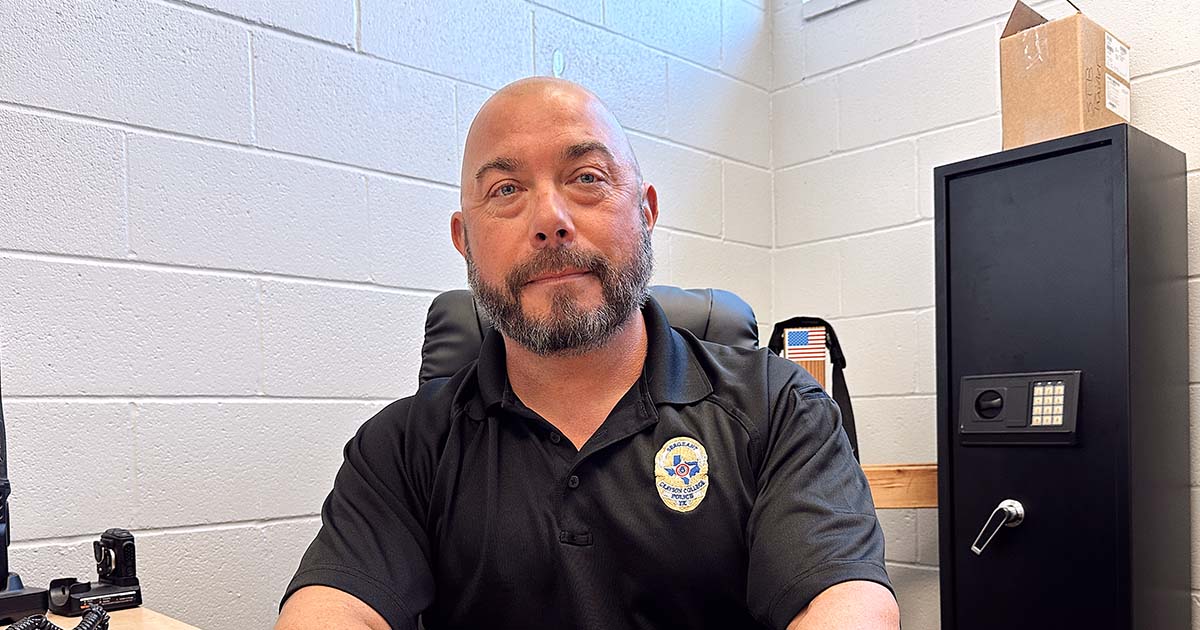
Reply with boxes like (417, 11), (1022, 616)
(784, 326), (829, 388)
(784, 327), (827, 361)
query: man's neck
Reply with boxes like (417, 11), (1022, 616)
(503, 311), (648, 447)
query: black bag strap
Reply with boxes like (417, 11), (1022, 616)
(768, 317), (860, 462)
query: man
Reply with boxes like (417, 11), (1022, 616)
(276, 77), (898, 630)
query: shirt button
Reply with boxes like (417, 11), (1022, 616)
(567, 475), (580, 489)
(549, 432), (562, 444)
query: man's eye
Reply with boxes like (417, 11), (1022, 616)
(495, 183), (518, 197)
(577, 173), (600, 184)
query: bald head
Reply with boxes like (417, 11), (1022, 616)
(460, 77), (641, 197)
(450, 77), (659, 357)
(448, 77), (660, 356)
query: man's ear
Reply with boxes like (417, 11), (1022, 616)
(451, 211), (468, 258)
(641, 183), (659, 232)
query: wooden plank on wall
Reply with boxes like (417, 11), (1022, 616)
(863, 463), (938, 509)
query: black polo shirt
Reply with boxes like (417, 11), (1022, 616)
(282, 297), (892, 629)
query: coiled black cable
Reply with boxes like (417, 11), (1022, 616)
(4, 615), (42, 630)
(5, 604), (109, 630)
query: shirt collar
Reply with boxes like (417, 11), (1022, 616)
(472, 294), (713, 416)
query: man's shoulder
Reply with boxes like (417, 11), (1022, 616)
(356, 364), (478, 442)
(664, 330), (833, 476)
(674, 329), (827, 435)
(687, 332), (823, 397)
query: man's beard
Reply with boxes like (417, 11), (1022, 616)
(465, 221), (654, 357)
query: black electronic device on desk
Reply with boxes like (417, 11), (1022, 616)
(0, 356), (141, 630)
(47, 529), (142, 617)
(0, 355), (49, 623)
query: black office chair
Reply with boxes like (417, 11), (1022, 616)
(418, 285), (759, 385)
(417, 285), (864, 464)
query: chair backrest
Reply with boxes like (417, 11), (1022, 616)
(418, 285), (758, 384)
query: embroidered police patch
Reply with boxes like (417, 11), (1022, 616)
(654, 436), (710, 513)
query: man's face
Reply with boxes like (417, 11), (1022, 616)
(453, 81), (658, 356)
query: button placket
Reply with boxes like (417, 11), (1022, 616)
(558, 471), (590, 546)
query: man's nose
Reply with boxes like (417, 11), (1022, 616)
(529, 187), (575, 248)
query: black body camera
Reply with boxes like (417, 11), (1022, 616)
(47, 529), (142, 616)
(93, 529), (137, 587)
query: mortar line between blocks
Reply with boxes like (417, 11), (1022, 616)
(769, 253), (776, 332)
(10, 513), (323, 549)
(1, 94), (769, 186)
(155, 0), (495, 92)
(718, 0), (726, 69)
(663, 58), (671, 137)
(121, 132), (132, 259)
(1130, 59), (1200, 84)
(776, 218), (933, 251)
(6, 395), (398, 404)
(912, 142), (920, 231)
(452, 86), (461, 171)
(775, 113), (1000, 173)
(848, 392), (935, 401)
(157, 0), (351, 48)
(836, 237), (844, 316)
(0, 100), (462, 192)
(163, 0), (769, 95)
(655, 226), (770, 250)
(719, 162), (727, 240)
(528, 3), (767, 92)
(626, 129), (769, 171)
(129, 401), (142, 520)
(824, 303), (934, 322)
(354, 0), (362, 51)
(248, 30), (257, 144)
(364, 176), (374, 283)
(255, 278), (265, 395)
(0, 248), (446, 297)
(775, 18), (1003, 90)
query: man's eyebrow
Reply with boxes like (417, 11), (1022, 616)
(562, 141), (616, 163)
(474, 156), (524, 180)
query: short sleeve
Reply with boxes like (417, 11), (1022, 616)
(280, 400), (435, 630)
(746, 385), (895, 629)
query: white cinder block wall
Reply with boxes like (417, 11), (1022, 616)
(0, 1), (771, 628)
(4, 0), (1196, 628)
(772, 0), (1200, 628)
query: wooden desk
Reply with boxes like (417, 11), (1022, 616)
(45, 608), (198, 630)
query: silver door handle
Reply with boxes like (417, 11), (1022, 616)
(971, 499), (1025, 555)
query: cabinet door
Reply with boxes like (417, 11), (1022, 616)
(943, 138), (1127, 629)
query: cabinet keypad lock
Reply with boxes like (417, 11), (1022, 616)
(971, 499), (1025, 555)
(958, 371), (1081, 445)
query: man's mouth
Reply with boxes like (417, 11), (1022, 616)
(525, 269), (592, 285)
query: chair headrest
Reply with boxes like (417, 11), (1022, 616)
(419, 286), (758, 385)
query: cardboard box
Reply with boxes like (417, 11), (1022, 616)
(1000, 1), (1131, 149)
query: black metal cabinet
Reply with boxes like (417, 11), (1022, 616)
(934, 124), (1189, 630)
